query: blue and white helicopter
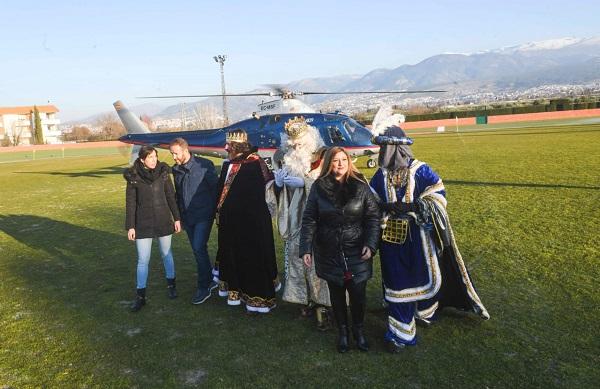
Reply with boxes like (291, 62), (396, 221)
(116, 88), (443, 168)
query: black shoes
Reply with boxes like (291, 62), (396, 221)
(167, 278), (177, 299)
(192, 288), (211, 304)
(192, 281), (218, 304)
(337, 326), (350, 353)
(386, 339), (406, 353)
(130, 288), (146, 312)
(352, 324), (369, 352)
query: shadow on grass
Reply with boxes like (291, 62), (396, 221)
(16, 165), (126, 178)
(445, 179), (600, 190)
(0, 213), (130, 305)
(0, 213), (122, 257)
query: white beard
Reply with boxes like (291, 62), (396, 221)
(283, 147), (312, 177)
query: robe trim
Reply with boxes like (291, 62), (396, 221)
(421, 179), (445, 200)
(404, 160), (425, 203)
(388, 316), (416, 340)
(217, 163), (241, 212)
(384, 227), (442, 302)
(416, 301), (439, 320)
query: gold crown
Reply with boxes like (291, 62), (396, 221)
(226, 130), (248, 143)
(284, 116), (309, 139)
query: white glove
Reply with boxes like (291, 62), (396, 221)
(283, 175), (304, 188)
(274, 169), (287, 187)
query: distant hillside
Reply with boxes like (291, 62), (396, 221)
(64, 103), (167, 126)
(69, 37), (600, 124)
(343, 37), (600, 91)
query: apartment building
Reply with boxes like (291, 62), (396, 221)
(0, 105), (61, 145)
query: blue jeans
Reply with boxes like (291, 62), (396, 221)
(185, 221), (213, 289)
(135, 235), (175, 289)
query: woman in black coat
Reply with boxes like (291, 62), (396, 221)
(300, 147), (381, 353)
(124, 146), (181, 312)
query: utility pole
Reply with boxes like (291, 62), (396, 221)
(181, 102), (186, 130)
(213, 54), (229, 126)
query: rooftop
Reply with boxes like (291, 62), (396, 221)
(0, 105), (60, 115)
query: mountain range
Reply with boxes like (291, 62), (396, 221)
(69, 37), (600, 125)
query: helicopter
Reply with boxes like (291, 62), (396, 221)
(116, 87), (444, 168)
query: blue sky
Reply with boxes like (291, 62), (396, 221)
(1, 0), (599, 121)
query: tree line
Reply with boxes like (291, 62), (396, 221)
(353, 96), (600, 124)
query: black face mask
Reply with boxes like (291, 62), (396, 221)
(378, 126), (413, 171)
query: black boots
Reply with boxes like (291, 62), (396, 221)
(352, 324), (369, 352)
(131, 280), (176, 312)
(337, 325), (350, 353)
(131, 288), (146, 312)
(336, 325), (369, 353)
(167, 278), (177, 299)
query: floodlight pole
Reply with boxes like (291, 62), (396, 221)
(214, 55), (229, 126)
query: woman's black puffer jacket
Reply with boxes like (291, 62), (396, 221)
(299, 175), (381, 286)
(124, 160), (180, 239)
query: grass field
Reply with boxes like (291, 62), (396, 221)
(0, 146), (128, 164)
(1, 123), (599, 387)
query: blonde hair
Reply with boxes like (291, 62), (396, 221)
(318, 147), (366, 183)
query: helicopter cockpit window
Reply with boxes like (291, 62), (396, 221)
(343, 120), (357, 134)
(327, 125), (346, 143)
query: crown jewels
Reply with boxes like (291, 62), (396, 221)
(226, 130), (248, 143)
(284, 116), (309, 139)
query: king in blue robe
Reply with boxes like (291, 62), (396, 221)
(370, 125), (489, 351)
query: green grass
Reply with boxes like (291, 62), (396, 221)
(1, 124), (599, 387)
(410, 116), (600, 132)
(0, 145), (129, 163)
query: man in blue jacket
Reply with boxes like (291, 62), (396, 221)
(169, 138), (218, 304)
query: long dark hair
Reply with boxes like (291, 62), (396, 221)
(318, 146), (366, 183)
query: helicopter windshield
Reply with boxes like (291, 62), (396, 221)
(342, 119), (372, 145)
(327, 125), (346, 143)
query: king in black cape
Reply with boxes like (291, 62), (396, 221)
(215, 152), (279, 313)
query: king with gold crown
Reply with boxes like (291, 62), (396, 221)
(266, 116), (332, 329)
(214, 128), (280, 314)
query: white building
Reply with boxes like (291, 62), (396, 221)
(0, 105), (62, 145)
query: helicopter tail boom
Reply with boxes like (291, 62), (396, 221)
(114, 100), (150, 165)
(113, 100), (150, 135)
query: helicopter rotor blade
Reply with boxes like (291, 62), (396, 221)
(137, 89), (446, 99)
(300, 90), (446, 95)
(137, 92), (274, 99)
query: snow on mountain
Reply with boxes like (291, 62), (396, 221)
(501, 37), (584, 52)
